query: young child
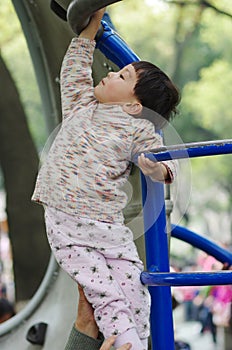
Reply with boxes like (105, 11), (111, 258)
(32, 9), (180, 350)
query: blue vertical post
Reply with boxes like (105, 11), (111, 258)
(141, 174), (175, 350)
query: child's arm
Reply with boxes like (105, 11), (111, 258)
(138, 153), (170, 183)
(131, 120), (177, 183)
(60, 8), (105, 120)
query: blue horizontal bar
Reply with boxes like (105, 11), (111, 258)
(137, 141), (232, 163)
(141, 271), (232, 287)
(141, 225), (232, 287)
(150, 142), (232, 161)
(150, 139), (232, 153)
(171, 225), (232, 266)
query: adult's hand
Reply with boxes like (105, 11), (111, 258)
(75, 285), (132, 349)
(75, 284), (99, 339)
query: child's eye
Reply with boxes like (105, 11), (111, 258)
(120, 74), (125, 80)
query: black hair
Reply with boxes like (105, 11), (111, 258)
(132, 61), (181, 127)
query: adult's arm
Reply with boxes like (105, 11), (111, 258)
(64, 325), (104, 350)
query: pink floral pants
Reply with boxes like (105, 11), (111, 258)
(44, 207), (150, 340)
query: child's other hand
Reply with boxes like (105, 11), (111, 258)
(79, 7), (106, 40)
(138, 153), (168, 182)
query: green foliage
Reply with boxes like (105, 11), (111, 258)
(201, 10), (232, 61)
(0, 0), (20, 45)
(109, 0), (177, 74)
(183, 60), (232, 138)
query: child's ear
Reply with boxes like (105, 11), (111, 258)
(122, 102), (143, 115)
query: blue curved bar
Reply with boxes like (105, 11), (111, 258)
(96, 20), (140, 67)
(172, 225), (232, 266)
(141, 271), (232, 287)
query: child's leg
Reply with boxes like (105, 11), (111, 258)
(44, 208), (142, 341)
(141, 338), (148, 349)
(104, 241), (151, 343)
(54, 243), (146, 349)
(114, 328), (145, 350)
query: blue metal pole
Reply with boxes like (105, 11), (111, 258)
(141, 140), (232, 162)
(141, 174), (175, 350)
(96, 20), (140, 67)
(172, 225), (232, 265)
(141, 226), (232, 291)
(141, 271), (232, 287)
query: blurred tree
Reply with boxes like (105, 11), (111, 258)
(0, 53), (50, 301)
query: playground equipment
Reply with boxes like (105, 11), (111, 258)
(63, 2), (232, 349)
(0, 1), (231, 349)
(140, 143), (232, 350)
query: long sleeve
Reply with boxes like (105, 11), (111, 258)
(64, 325), (104, 350)
(60, 37), (96, 120)
(131, 118), (178, 183)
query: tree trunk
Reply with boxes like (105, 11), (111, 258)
(0, 54), (50, 302)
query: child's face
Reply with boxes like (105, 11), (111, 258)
(94, 64), (138, 105)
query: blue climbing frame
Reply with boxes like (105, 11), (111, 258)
(96, 21), (232, 350)
(140, 143), (232, 350)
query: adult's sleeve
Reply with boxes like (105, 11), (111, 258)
(64, 325), (104, 350)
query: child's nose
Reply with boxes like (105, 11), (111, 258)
(107, 71), (116, 79)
